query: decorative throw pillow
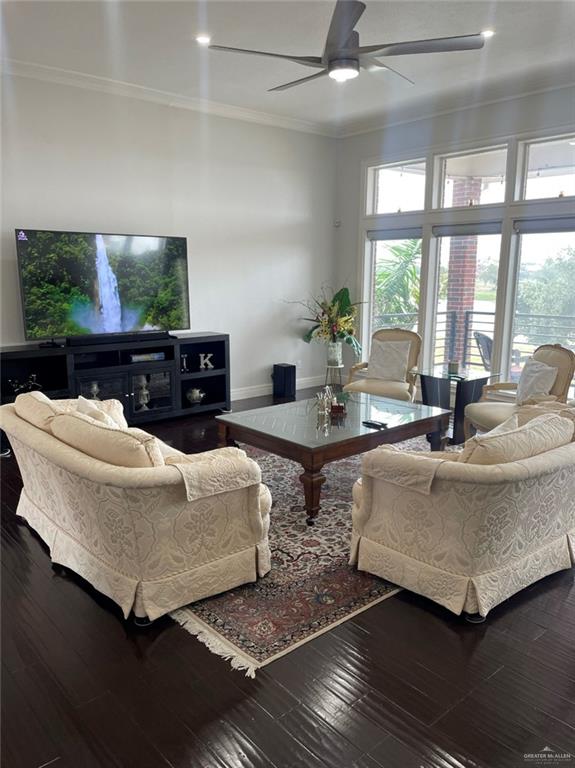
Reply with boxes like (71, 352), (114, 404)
(76, 396), (118, 427)
(486, 414), (519, 435)
(52, 396), (129, 428)
(51, 411), (164, 468)
(458, 413), (573, 465)
(14, 391), (64, 432)
(368, 340), (411, 382)
(516, 358), (558, 404)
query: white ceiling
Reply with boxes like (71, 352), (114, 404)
(3, 0), (575, 135)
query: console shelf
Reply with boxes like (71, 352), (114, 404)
(1, 332), (230, 425)
(180, 369), (227, 380)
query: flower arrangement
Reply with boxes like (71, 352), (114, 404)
(301, 287), (362, 357)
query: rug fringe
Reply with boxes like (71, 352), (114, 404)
(170, 608), (259, 678)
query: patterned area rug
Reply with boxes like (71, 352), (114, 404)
(172, 436), (444, 676)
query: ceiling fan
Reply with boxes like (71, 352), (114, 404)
(207, 0), (487, 92)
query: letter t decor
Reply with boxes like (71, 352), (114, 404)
(199, 353), (214, 370)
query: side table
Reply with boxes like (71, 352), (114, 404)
(418, 366), (500, 445)
(324, 364), (344, 390)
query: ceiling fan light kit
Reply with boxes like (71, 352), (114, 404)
(206, 0), (488, 92)
(328, 59), (360, 82)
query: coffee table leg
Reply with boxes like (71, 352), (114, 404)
(429, 416), (449, 451)
(299, 468), (326, 526)
(218, 422), (238, 448)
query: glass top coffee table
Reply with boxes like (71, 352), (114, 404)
(217, 394), (450, 525)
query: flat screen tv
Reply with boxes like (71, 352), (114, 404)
(15, 229), (190, 340)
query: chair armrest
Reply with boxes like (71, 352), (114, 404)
(480, 382), (517, 401)
(406, 368), (418, 386)
(166, 449), (262, 503)
(164, 447), (246, 465)
(348, 362), (368, 385)
(522, 394), (559, 405)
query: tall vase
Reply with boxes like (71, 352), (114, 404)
(327, 341), (343, 367)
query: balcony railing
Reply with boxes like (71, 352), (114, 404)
(372, 310), (575, 373)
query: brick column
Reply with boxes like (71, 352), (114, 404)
(444, 177), (483, 364)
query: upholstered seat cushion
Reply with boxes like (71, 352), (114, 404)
(344, 378), (412, 400)
(464, 401), (517, 432)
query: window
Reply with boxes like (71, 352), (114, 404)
(362, 135), (574, 387)
(439, 147), (507, 208)
(366, 230), (422, 340)
(522, 136), (575, 200)
(511, 224), (575, 392)
(369, 160), (426, 214)
(430, 227), (502, 370)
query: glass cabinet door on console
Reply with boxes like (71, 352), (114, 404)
(76, 374), (129, 404)
(129, 369), (175, 418)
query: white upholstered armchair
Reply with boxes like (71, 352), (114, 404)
(465, 344), (575, 437)
(344, 328), (422, 402)
(350, 435), (575, 620)
(0, 402), (271, 623)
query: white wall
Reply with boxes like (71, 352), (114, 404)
(1, 75), (337, 396)
(3, 78), (574, 394)
(335, 85), (575, 307)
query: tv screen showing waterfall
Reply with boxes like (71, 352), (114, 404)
(15, 229), (190, 340)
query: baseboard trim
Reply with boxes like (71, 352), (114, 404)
(231, 375), (325, 402)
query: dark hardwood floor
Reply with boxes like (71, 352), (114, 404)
(2, 389), (575, 768)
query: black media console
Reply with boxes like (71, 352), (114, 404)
(0, 332), (230, 425)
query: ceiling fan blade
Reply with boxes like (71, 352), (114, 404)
(361, 57), (415, 85)
(356, 33), (485, 58)
(268, 70), (329, 92)
(323, 0), (366, 56)
(209, 45), (324, 69)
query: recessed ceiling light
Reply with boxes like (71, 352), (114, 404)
(481, 29), (495, 38)
(196, 35), (211, 46)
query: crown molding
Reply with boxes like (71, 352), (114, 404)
(1, 58), (339, 138)
(335, 81), (575, 139)
(4, 58), (573, 143)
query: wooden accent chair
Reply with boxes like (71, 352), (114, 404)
(344, 328), (422, 402)
(464, 343), (575, 438)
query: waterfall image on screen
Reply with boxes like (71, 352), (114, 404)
(16, 230), (190, 339)
(94, 234), (122, 333)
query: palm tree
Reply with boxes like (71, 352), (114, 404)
(373, 239), (421, 326)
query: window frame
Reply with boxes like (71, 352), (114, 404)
(366, 157), (427, 216)
(359, 131), (575, 381)
(516, 133), (575, 203)
(433, 144), (509, 211)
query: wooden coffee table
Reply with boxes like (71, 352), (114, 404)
(217, 394), (450, 525)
